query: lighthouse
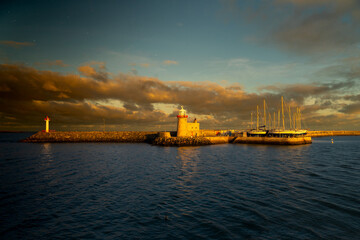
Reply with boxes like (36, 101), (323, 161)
(44, 116), (50, 133)
(177, 106), (188, 137)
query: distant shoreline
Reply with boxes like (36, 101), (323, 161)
(307, 131), (360, 137)
(0, 131), (34, 133)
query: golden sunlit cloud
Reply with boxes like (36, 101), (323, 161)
(78, 61), (108, 82)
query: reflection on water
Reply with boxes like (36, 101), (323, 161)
(41, 143), (53, 160)
(39, 143), (54, 169)
(176, 146), (200, 165)
(39, 143), (57, 184)
(175, 147), (201, 193)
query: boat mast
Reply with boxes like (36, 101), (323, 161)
(251, 112), (253, 130)
(256, 105), (259, 131)
(269, 113), (271, 130)
(264, 99), (266, 129)
(299, 108), (302, 129)
(296, 107), (299, 129)
(273, 112), (275, 129)
(278, 110), (280, 129)
(281, 96), (285, 130)
(289, 105), (292, 129)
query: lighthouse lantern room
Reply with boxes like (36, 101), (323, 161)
(178, 106), (188, 118)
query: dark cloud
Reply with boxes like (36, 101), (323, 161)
(343, 94), (360, 102)
(304, 113), (360, 130)
(340, 103), (360, 114)
(271, 4), (360, 53)
(314, 57), (360, 82)
(260, 79), (355, 104)
(221, 0), (360, 54)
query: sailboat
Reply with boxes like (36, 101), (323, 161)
(267, 96), (308, 138)
(238, 97), (311, 144)
(247, 102), (267, 137)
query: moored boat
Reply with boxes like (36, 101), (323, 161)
(235, 97), (312, 145)
(267, 129), (307, 137)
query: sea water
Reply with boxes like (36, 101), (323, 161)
(0, 133), (359, 239)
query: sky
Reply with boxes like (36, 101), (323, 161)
(1, 0), (360, 131)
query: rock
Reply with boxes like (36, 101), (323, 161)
(152, 136), (212, 146)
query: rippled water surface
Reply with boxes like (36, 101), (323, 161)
(1, 133), (360, 239)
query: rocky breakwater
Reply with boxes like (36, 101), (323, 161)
(153, 136), (213, 146)
(23, 131), (158, 143)
(152, 136), (234, 146)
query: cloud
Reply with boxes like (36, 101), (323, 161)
(0, 99), (172, 131)
(0, 63), (359, 130)
(340, 103), (360, 114)
(163, 60), (178, 65)
(34, 60), (69, 67)
(78, 61), (108, 82)
(221, 0), (360, 54)
(140, 63), (150, 68)
(303, 113), (360, 130)
(0, 40), (35, 48)
(275, 0), (337, 7)
(271, 11), (360, 53)
(128, 63), (150, 68)
(260, 80), (356, 104)
(0, 63), (250, 130)
(130, 68), (138, 75)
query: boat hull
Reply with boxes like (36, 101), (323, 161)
(233, 136), (312, 145)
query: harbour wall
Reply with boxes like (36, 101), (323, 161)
(307, 131), (360, 137)
(23, 131), (235, 146)
(23, 131), (159, 143)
